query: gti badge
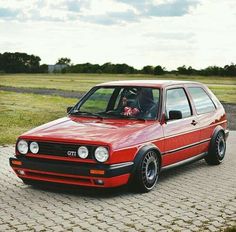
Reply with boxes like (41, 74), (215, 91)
(67, 151), (77, 157)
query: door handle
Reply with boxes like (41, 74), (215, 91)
(191, 120), (198, 126)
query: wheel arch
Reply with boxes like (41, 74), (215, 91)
(209, 125), (225, 152)
(205, 125), (226, 165)
(131, 143), (162, 175)
(211, 125), (225, 141)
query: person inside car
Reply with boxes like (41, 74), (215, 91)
(120, 88), (158, 118)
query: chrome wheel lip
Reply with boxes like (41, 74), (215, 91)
(145, 159), (157, 182)
(141, 151), (159, 190)
(218, 138), (226, 158)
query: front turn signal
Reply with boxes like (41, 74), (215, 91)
(90, 169), (105, 175)
(12, 160), (22, 166)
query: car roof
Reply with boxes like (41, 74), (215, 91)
(96, 80), (201, 88)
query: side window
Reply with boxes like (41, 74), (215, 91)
(166, 88), (192, 119)
(188, 87), (215, 114)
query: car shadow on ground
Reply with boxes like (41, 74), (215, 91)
(23, 159), (210, 198)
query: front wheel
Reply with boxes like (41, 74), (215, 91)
(205, 131), (226, 165)
(132, 150), (160, 192)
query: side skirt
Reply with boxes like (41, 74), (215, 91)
(161, 152), (207, 172)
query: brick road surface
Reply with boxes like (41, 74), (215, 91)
(0, 132), (235, 232)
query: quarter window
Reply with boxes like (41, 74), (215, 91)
(166, 88), (192, 119)
(188, 87), (215, 114)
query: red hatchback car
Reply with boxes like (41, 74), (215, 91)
(10, 80), (229, 192)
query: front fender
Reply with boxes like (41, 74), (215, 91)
(131, 143), (162, 175)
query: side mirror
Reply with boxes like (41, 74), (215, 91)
(169, 110), (182, 120)
(67, 107), (73, 113)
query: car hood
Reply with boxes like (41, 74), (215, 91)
(21, 116), (162, 150)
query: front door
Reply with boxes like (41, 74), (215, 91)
(162, 87), (200, 167)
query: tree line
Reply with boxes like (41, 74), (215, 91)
(0, 52), (48, 73)
(0, 52), (236, 76)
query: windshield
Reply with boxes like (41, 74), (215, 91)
(70, 86), (160, 120)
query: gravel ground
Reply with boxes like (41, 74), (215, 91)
(0, 132), (235, 231)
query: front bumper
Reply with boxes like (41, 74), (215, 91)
(9, 157), (133, 188)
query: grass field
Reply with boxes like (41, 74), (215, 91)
(0, 91), (76, 145)
(1, 74), (236, 103)
(0, 74), (235, 145)
(1, 73), (236, 91)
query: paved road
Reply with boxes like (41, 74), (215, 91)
(0, 133), (236, 232)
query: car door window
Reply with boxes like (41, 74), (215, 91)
(188, 87), (216, 114)
(166, 88), (192, 119)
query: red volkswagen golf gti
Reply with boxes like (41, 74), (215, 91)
(10, 80), (229, 192)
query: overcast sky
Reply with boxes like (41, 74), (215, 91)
(0, 0), (235, 70)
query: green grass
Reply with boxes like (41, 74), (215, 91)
(0, 91), (77, 145)
(0, 73), (235, 91)
(209, 85), (236, 103)
(0, 74), (235, 103)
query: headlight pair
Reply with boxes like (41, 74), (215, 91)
(17, 140), (39, 155)
(78, 146), (109, 162)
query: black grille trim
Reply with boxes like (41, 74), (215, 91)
(29, 141), (96, 159)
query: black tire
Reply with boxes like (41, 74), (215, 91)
(205, 131), (226, 165)
(132, 150), (160, 193)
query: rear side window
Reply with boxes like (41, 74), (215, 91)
(166, 88), (192, 119)
(188, 87), (215, 114)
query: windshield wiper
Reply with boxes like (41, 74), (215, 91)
(70, 110), (103, 120)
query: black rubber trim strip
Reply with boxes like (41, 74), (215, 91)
(9, 157), (133, 178)
(161, 152), (207, 171)
(163, 138), (211, 155)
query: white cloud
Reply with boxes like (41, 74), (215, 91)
(0, 0), (200, 24)
(0, 0), (235, 69)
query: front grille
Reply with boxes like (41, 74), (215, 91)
(31, 141), (95, 159)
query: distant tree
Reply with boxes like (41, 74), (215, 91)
(1, 51), (235, 76)
(56, 57), (71, 65)
(142, 65), (154, 74)
(177, 65), (188, 75)
(0, 52), (41, 73)
(154, 65), (165, 75)
(224, 63), (236, 76)
(39, 64), (49, 73)
(176, 65), (197, 75)
(199, 66), (224, 76)
(101, 62), (115, 73)
(113, 63), (135, 74)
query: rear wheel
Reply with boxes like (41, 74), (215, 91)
(205, 131), (226, 165)
(133, 150), (160, 192)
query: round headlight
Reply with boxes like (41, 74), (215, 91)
(78, 146), (89, 159)
(30, 142), (39, 154)
(95, 146), (109, 162)
(17, 140), (28, 154)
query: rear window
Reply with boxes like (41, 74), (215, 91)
(188, 87), (215, 114)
